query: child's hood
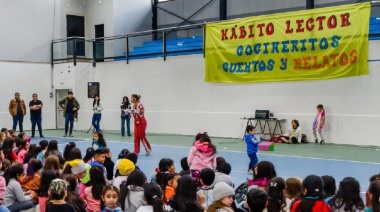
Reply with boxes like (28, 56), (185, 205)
(194, 140), (214, 155)
(244, 134), (253, 140)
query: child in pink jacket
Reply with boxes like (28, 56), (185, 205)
(187, 135), (217, 187)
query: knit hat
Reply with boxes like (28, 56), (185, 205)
(49, 179), (67, 196)
(66, 159), (87, 175)
(117, 159), (135, 176)
(213, 182), (235, 201)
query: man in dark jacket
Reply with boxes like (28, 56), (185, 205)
(58, 91), (80, 137)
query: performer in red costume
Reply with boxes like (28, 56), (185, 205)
(131, 94), (152, 155)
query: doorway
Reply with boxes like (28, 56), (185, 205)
(67, 15), (85, 56)
(95, 24), (104, 62)
(56, 89), (70, 129)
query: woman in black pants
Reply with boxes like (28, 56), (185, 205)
(120, 96), (131, 136)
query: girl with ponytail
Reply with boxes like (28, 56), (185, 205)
(130, 94), (152, 156)
(137, 183), (165, 212)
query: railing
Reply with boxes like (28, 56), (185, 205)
(52, 17), (380, 67)
(52, 23), (204, 67)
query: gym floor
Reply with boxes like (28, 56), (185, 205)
(29, 129), (380, 194)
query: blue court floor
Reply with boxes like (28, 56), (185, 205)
(31, 136), (380, 194)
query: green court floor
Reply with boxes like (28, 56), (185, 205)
(36, 129), (380, 164)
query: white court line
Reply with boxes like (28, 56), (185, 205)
(104, 140), (380, 165)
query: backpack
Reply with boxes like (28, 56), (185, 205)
(233, 182), (249, 212)
(301, 134), (308, 143)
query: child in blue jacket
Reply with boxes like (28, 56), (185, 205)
(244, 125), (262, 173)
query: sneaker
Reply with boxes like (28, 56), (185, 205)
(40, 135), (45, 138)
(320, 140), (325, 145)
(247, 169), (253, 173)
(69, 134), (73, 137)
(63, 134), (67, 137)
(315, 139), (319, 144)
(146, 149), (152, 156)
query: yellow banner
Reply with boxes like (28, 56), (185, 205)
(205, 3), (370, 83)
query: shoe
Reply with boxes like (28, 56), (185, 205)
(315, 139), (319, 144)
(40, 135), (45, 138)
(122, 134), (125, 137)
(146, 149), (152, 156)
(127, 134), (132, 137)
(69, 134), (73, 137)
(31, 135), (35, 138)
(247, 169), (253, 173)
(320, 140), (325, 145)
(63, 134), (68, 137)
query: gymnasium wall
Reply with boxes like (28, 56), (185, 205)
(0, 62), (55, 131)
(157, 0), (380, 29)
(69, 40), (380, 146)
(0, 0), (59, 62)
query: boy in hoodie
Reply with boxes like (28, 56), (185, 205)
(244, 125), (262, 173)
(90, 149), (108, 179)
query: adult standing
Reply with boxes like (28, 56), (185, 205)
(92, 95), (103, 132)
(120, 96), (131, 137)
(131, 94), (151, 155)
(59, 91), (80, 137)
(29, 93), (44, 138)
(9, 92), (26, 132)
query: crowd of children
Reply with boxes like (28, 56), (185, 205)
(0, 126), (378, 212)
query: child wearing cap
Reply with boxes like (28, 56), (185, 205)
(113, 159), (135, 190)
(207, 182), (235, 212)
(46, 179), (75, 212)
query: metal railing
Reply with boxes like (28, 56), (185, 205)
(52, 23), (204, 67)
(52, 16), (380, 67)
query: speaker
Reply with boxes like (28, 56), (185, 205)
(88, 82), (100, 98)
(255, 110), (270, 119)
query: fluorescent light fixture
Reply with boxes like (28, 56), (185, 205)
(158, 0), (175, 2)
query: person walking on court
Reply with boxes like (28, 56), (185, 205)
(92, 95), (103, 132)
(59, 91), (80, 137)
(313, 104), (326, 145)
(29, 93), (44, 138)
(131, 94), (151, 155)
(120, 96), (131, 137)
(9, 92), (26, 132)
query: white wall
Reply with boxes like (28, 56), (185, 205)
(0, 0), (59, 62)
(67, 40), (380, 146)
(113, 0), (152, 56)
(0, 62), (55, 130)
(85, 0), (114, 58)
